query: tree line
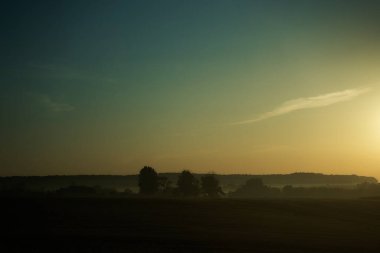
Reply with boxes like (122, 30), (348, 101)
(138, 166), (224, 197)
(1, 166), (380, 198)
(138, 166), (380, 199)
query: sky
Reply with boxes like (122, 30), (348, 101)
(1, 0), (380, 178)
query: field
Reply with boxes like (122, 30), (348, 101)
(2, 197), (380, 252)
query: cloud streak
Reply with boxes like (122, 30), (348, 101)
(41, 96), (75, 112)
(29, 63), (118, 83)
(232, 87), (371, 125)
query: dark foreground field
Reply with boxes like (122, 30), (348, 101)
(2, 197), (380, 253)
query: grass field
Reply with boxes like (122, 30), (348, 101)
(2, 197), (380, 252)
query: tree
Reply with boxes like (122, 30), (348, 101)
(201, 174), (224, 197)
(231, 178), (280, 198)
(158, 176), (174, 194)
(138, 166), (158, 195)
(177, 170), (200, 196)
(244, 178), (265, 188)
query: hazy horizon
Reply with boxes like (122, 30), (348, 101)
(0, 170), (378, 182)
(1, 1), (380, 178)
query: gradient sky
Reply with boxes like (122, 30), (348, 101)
(1, 0), (380, 177)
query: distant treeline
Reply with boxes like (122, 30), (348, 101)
(230, 178), (380, 198)
(0, 171), (376, 192)
(0, 167), (379, 199)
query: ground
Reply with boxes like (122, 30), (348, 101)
(2, 197), (380, 252)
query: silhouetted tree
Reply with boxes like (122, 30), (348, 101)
(158, 176), (174, 194)
(123, 188), (134, 195)
(138, 166), (158, 194)
(231, 178), (280, 198)
(201, 174), (224, 197)
(245, 178), (265, 188)
(282, 185), (294, 194)
(177, 170), (200, 196)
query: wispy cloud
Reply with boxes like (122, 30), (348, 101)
(29, 63), (117, 83)
(41, 96), (75, 112)
(232, 87), (371, 125)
